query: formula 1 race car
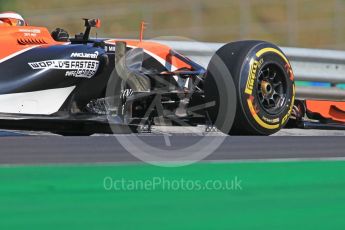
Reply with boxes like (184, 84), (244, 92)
(0, 15), (341, 135)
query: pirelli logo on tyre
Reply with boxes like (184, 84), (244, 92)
(245, 58), (263, 95)
(244, 47), (294, 131)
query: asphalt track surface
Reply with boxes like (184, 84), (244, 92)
(0, 127), (345, 165)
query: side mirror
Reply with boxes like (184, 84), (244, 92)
(84, 18), (101, 28)
(82, 18), (101, 42)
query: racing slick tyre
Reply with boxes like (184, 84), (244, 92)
(205, 41), (295, 135)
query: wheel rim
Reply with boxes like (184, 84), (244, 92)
(257, 63), (287, 114)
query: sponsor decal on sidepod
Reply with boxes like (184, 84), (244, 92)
(28, 59), (100, 78)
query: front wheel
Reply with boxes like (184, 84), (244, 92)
(205, 41), (295, 135)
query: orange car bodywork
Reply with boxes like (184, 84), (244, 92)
(306, 100), (345, 122)
(0, 25), (191, 72)
(105, 39), (192, 70)
(0, 26), (64, 61)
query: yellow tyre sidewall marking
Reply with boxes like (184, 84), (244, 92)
(247, 98), (280, 129)
(245, 47), (292, 130)
(282, 84), (295, 125)
(256, 48), (289, 63)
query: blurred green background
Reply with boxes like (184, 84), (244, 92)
(1, 0), (345, 49)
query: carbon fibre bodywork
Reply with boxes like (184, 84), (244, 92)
(0, 22), (204, 134)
